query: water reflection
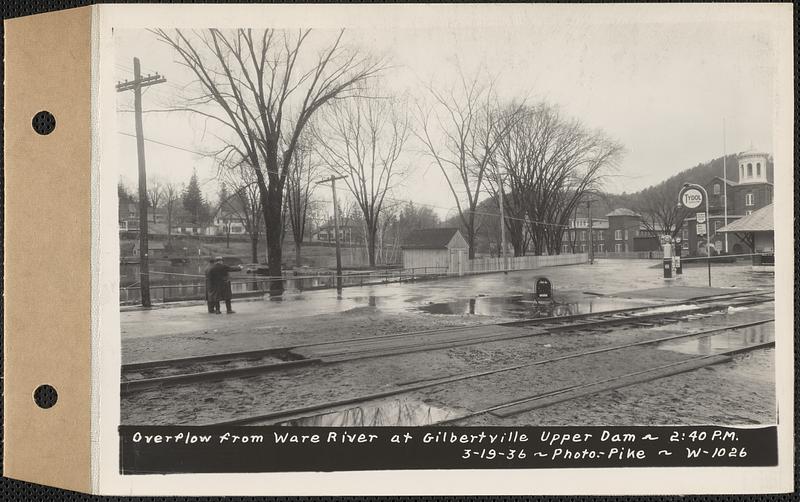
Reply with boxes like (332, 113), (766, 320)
(657, 324), (774, 355)
(276, 399), (455, 426)
(416, 294), (635, 319)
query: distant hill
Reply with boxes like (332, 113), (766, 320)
(583, 153), (773, 218)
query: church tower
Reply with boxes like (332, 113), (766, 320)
(737, 150), (769, 184)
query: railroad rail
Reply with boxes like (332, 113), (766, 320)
(208, 318), (775, 426)
(121, 290), (774, 396)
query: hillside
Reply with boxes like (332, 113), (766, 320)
(584, 153), (774, 218)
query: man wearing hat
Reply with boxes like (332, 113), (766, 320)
(205, 256), (243, 314)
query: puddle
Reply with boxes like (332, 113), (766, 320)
(656, 324), (774, 355)
(416, 294), (640, 319)
(276, 398), (457, 426)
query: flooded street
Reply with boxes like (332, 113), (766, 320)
(120, 260), (776, 428)
(121, 259), (772, 342)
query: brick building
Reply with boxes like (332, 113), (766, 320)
(685, 150), (774, 256)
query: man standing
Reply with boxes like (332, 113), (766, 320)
(203, 258), (216, 313)
(205, 256), (242, 314)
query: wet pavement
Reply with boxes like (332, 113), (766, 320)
(656, 322), (774, 355)
(416, 294), (640, 318)
(121, 260), (774, 341)
(276, 398), (455, 426)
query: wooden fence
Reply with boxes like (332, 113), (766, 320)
(592, 251), (664, 260)
(463, 253), (588, 275)
(120, 254), (588, 305)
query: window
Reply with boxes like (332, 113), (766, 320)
(624, 230), (629, 240)
(745, 193), (754, 206)
(747, 163), (753, 177)
(756, 163), (761, 176)
(597, 243), (604, 252)
(615, 243), (623, 253)
(580, 244), (586, 252)
(614, 229), (622, 240)
(562, 244), (570, 253)
(682, 229), (689, 240)
(740, 165), (744, 179)
(580, 231), (586, 241)
(713, 184), (720, 195)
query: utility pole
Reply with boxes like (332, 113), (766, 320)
(317, 175), (346, 294)
(116, 57), (166, 307)
(497, 174), (507, 272)
(722, 117), (729, 254)
(587, 198), (594, 265)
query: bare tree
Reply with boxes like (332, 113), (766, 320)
(147, 178), (164, 223)
(634, 176), (693, 239)
(491, 103), (622, 255)
(414, 70), (517, 258)
(285, 136), (319, 266)
(153, 28), (385, 291)
(163, 182), (181, 239)
(314, 91), (409, 266)
(220, 163), (264, 263)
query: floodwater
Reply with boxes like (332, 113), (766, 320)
(656, 323), (774, 355)
(415, 294), (642, 319)
(276, 398), (457, 426)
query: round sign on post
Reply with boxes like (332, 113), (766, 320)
(680, 188), (704, 209)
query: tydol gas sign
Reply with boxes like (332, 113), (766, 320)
(680, 188), (704, 209)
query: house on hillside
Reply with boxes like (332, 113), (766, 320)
(312, 224), (355, 244)
(686, 150), (774, 256)
(401, 227), (468, 274)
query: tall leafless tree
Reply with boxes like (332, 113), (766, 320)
(220, 163), (264, 264)
(414, 70), (518, 258)
(285, 136), (319, 266)
(153, 28), (385, 291)
(162, 182), (181, 239)
(314, 91), (409, 266)
(492, 103), (623, 255)
(634, 176), (693, 239)
(147, 178), (164, 223)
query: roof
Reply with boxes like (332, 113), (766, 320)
(606, 208), (640, 218)
(402, 227), (464, 249)
(710, 176), (737, 187)
(717, 204), (773, 233)
(738, 149), (769, 158)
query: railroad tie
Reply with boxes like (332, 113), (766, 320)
(489, 355), (732, 418)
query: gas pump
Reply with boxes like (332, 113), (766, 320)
(661, 236), (673, 279)
(673, 237), (682, 275)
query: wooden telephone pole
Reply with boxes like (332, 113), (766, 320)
(116, 58), (166, 307)
(316, 175), (347, 294)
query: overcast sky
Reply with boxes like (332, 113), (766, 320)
(115, 14), (776, 218)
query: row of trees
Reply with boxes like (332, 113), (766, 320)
(150, 28), (624, 291)
(118, 172), (207, 237)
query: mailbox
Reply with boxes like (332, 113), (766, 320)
(535, 277), (552, 299)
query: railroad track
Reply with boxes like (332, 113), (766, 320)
(121, 290), (774, 396)
(208, 317), (775, 426)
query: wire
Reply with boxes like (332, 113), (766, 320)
(116, 131), (570, 228)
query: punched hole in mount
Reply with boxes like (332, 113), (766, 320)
(33, 384), (58, 409)
(32, 110), (56, 135)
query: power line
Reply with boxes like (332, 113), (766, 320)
(324, 181), (569, 228)
(116, 131), (281, 176)
(116, 130), (571, 229)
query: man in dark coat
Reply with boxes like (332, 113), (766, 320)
(205, 256), (242, 314)
(203, 258), (216, 313)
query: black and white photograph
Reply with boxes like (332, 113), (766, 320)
(109, 4), (789, 482)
